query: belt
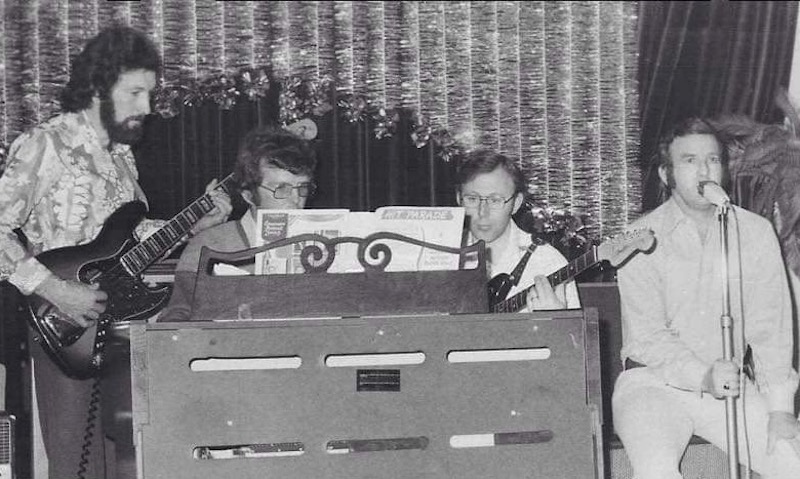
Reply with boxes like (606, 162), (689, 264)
(624, 347), (755, 377)
(624, 358), (646, 370)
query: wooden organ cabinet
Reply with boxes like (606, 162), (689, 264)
(104, 233), (603, 479)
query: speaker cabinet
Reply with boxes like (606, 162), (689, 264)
(0, 413), (15, 479)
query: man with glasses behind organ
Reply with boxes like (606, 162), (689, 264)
(158, 125), (318, 321)
(456, 149), (580, 312)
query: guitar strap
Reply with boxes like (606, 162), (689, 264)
(506, 241), (538, 287)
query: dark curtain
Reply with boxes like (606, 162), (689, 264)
(134, 96), (587, 262)
(135, 89), (458, 228)
(638, 0), (798, 211)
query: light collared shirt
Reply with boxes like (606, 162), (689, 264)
(478, 220), (581, 312)
(0, 111), (163, 294)
(619, 197), (798, 412)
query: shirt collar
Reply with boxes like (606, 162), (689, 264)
(657, 197), (689, 236)
(74, 110), (101, 146)
(241, 210), (258, 246)
(76, 110), (130, 155)
(467, 221), (531, 251)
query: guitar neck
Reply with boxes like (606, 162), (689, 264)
(121, 174), (235, 275)
(493, 245), (598, 313)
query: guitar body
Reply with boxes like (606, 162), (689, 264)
(27, 201), (172, 379)
(487, 272), (513, 306)
(487, 241), (539, 307)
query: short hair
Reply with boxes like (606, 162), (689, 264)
(234, 125), (318, 192)
(655, 117), (728, 170)
(654, 117), (729, 201)
(60, 26), (161, 112)
(455, 149), (526, 195)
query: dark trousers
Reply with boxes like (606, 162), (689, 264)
(31, 338), (107, 479)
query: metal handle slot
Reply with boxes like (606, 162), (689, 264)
(189, 356), (302, 372)
(326, 436), (429, 454)
(449, 430), (554, 448)
(446, 347), (551, 363)
(325, 352), (425, 367)
(193, 442), (305, 460)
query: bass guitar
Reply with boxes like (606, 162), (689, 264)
(27, 173), (236, 379)
(487, 240), (542, 307)
(490, 228), (655, 312)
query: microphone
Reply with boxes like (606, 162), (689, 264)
(697, 181), (730, 209)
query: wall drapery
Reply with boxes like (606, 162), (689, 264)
(1, 0), (641, 238)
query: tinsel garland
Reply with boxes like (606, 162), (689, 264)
(516, 199), (590, 260)
(518, 2), (548, 203)
(570, 2), (601, 235)
(0, 0), (641, 240)
(38, 0), (69, 122)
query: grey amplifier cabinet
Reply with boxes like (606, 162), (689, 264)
(130, 309), (603, 479)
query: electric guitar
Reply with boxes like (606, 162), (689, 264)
(487, 240), (543, 307)
(490, 229), (655, 312)
(27, 173), (236, 379)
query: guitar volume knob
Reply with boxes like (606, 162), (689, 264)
(91, 352), (104, 369)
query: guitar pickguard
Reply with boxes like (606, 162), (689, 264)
(99, 273), (172, 322)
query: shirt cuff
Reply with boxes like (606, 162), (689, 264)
(765, 370), (800, 413)
(8, 257), (53, 295)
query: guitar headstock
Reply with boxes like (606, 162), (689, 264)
(596, 228), (656, 267)
(285, 118), (318, 140)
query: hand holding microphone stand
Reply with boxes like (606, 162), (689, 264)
(699, 180), (740, 479)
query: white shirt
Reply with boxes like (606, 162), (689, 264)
(619, 198), (798, 411)
(477, 221), (582, 312)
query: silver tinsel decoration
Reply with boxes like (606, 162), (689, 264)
(0, 0), (640, 236)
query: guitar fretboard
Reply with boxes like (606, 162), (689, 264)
(121, 174), (235, 275)
(493, 245), (598, 313)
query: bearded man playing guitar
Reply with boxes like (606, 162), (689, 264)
(0, 26), (231, 479)
(456, 149), (581, 312)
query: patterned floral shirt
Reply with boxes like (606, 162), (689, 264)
(0, 110), (164, 294)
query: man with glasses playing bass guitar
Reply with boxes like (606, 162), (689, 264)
(456, 149), (581, 312)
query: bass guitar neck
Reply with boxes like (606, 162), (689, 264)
(491, 246), (597, 313)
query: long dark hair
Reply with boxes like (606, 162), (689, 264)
(60, 25), (161, 112)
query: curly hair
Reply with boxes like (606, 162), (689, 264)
(234, 125), (318, 192)
(60, 25), (161, 112)
(455, 148), (526, 195)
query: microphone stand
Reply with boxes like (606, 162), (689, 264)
(716, 202), (740, 479)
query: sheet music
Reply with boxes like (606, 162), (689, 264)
(253, 207), (465, 275)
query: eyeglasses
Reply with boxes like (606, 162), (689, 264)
(461, 194), (515, 210)
(259, 182), (317, 199)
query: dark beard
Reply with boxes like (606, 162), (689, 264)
(99, 96), (145, 145)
